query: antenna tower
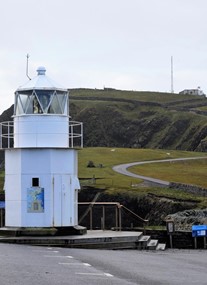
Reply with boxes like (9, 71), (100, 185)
(171, 56), (174, 93)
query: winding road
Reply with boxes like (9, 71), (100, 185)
(112, 156), (206, 186)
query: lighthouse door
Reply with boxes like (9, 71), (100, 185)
(53, 174), (71, 226)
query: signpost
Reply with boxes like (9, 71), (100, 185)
(192, 225), (207, 249)
(166, 219), (175, 249)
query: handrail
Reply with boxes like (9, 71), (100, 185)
(78, 201), (148, 231)
(121, 205), (149, 223)
(78, 192), (101, 224)
(79, 202), (122, 206)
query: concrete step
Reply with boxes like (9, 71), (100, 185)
(156, 243), (166, 251)
(136, 235), (151, 249)
(146, 239), (159, 250)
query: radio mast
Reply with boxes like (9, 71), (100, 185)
(171, 56), (174, 93)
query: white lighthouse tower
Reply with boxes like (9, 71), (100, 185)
(1, 67), (83, 233)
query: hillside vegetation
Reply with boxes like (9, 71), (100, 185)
(69, 89), (207, 151)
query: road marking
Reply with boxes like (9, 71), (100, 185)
(33, 250), (52, 253)
(59, 262), (91, 267)
(83, 263), (91, 267)
(75, 272), (114, 277)
(43, 255), (73, 258)
(104, 273), (114, 277)
(33, 250), (59, 253)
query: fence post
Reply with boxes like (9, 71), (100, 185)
(102, 206), (105, 230)
(119, 206), (122, 231)
(115, 206), (118, 231)
(90, 207), (93, 230)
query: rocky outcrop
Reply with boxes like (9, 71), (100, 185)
(166, 209), (207, 231)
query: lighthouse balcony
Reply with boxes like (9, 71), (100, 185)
(0, 120), (83, 149)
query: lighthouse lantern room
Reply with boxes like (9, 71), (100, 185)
(0, 67), (83, 229)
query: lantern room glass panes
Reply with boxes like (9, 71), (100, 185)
(25, 93), (35, 114)
(14, 89), (68, 115)
(15, 90), (33, 115)
(57, 91), (67, 113)
(35, 90), (53, 113)
(49, 92), (61, 114)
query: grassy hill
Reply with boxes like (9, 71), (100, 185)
(69, 89), (207, 151)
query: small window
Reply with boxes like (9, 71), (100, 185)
(33, 202), (39, 211)
(32, 178), (39, 187)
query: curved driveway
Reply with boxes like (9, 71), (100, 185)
(112, 156), (206, 186)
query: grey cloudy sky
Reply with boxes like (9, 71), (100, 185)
(0, 0), (207, 113)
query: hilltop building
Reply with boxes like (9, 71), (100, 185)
(179, 87), (205, 96)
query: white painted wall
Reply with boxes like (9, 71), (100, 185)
(14, 115), (69, 148)
(5, 148), (80, 227)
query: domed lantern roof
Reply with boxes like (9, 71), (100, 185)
(14, 67), (69, 115)
(17, 67), (67, 92)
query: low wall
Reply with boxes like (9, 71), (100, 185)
(169, 182), (207, 197)
(141, 229), (206, 249)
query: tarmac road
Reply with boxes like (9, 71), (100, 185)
(0, 244), (207, 285)
(112, 156), (206, 186)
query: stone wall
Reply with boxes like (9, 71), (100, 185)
(169, 182), (207, 197)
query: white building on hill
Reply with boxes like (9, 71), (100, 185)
(179, 87), (205, 96)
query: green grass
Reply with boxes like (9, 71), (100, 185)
(129, 158), (207, 188)
(78, 147), (207, 189)
(195, 106), (207, 111)
(78, 147), (207, 207)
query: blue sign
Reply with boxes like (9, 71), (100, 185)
(192, 225), (207, 237)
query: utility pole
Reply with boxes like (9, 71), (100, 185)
(171, 56), (174, 93)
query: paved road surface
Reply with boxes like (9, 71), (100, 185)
(0, 244), (207, 285)
(113, 156), (206, 186)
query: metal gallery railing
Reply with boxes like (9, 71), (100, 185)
(0, 120), (83, 149)
(0, 121), (14, 149)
